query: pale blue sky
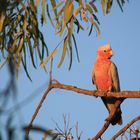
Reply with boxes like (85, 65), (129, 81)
(0, 1), (140, 140)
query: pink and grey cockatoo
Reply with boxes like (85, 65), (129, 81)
(92, 44), (122, 125)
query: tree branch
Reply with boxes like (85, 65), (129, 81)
(25, 85), (53, 140)
(92, 100), (122, 140)
(92, 119), (111, 140)
(25, 79), (140, 139)
(111, 115), (140, 140)
(51, 81), (140, 98)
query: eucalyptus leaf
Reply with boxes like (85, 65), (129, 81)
(90, 16), (100, 37)
(40, 47), (59, 68)
(64, 1), (74, 24)
(57, 37), (68, 68)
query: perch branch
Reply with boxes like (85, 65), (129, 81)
(111, 115), (140, 140)
(25, 79), (140, 139)
(50, 81), (140, 98)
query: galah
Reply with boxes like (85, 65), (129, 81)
(92, 44), (122, 125)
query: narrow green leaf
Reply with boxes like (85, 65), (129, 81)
(72, 34), (80, 62)
(42, 0), (46, 24)
(39, 31), (49, 58)
(74, 18), (84, 33)
(88, 24), (93, 36)
(36, 43), (43, 61)
(92, 13), (100, 24)
(117, 0), (123, 12)
(40, 47), (59, 68)
(46, 4), (54, 27)
(41, 43), (45, 60)
(86, 4), (93, 14)
(50, 0), (57, 18)
(0, 12), (5, 32)
(120, 0), (125, 6)
(57, 37), (68, 68)
(51, 1), (64, 11)
(21, 57), (32, 81)
(23, 43), (27, 68)
(59, 23), (66, 37)
(55, 19), (63, 30)
(74, 5), (83, 17)
(90, 16), (101, 37)
(15, 37), (24, 57)
(67, 20), (74, 70)
(101, 0), (107, 15)
(89, 1), (98, 12)
(64, 1), (74, 24)
(68, 19), (74, 41)
(26, 37), (36, 68)
(23, 16), (27, 33)
(106, 0), (113, 14)
(55, 6), (64, 20)
(68, 39), (72, 70)
(29, 0), (37, 14)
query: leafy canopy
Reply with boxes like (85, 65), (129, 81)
(0, 0), (128, 80)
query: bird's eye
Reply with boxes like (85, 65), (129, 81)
(104, 50), (107, 52)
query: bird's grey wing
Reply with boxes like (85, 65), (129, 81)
(110, 62), (120, 92)
(109, 62), (122, 125)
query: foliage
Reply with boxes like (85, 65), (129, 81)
(0, 0), (129, 79)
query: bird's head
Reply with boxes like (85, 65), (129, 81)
(96, 44), (113, 60)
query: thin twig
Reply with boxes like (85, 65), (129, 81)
(49, 58), (53, 83)
(111, 115), (140, 140)
(52, 118), (64, 134)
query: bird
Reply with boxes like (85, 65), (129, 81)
(92, 44), (123, 125)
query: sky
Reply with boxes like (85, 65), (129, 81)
(0, 1), (140, 140)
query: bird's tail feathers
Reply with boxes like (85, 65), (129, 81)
(111, 110), (123, 126)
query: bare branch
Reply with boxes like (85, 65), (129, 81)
(25, 79), (140, 139)
(92, 120), (110, 140)
(92, 100), (122, 140)
(111, 115), (140, 140)
(25, 84), (53, 140)
(76, 122), (83, 140)
(51, 81), (140, 98)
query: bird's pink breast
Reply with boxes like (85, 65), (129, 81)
(94, 60), (112, 91)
